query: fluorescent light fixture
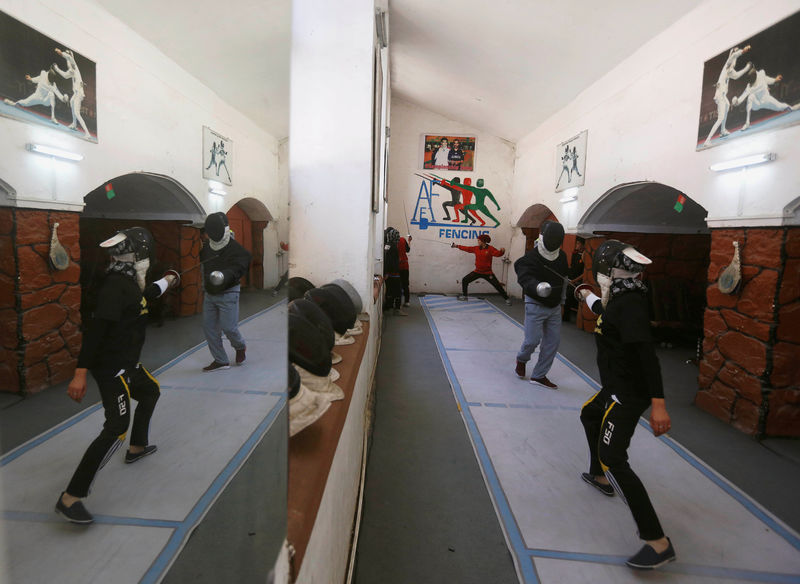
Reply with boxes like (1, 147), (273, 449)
(709, 152), (775, 172)
(558, 188), (578, 203)
(209, 188), (227, 196)
(26, 143), (83, 161)
(208, 180), (225, 189)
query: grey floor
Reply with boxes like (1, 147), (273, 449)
(354, 293), (800, 583)
(0, 289), (287, 584)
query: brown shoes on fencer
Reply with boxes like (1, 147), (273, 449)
(530, 376), (558, 389)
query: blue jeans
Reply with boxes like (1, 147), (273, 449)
(203, 288), (246, 364)
(516, 299), (562, 378)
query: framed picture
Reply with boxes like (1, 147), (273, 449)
(421, 134), (476, 172)
(0, 9), (97, 142)
(372, 47), (383, 213)
(697, 9), (800, 150)
(555, 130), (587, 192)
(202, 126), (233, 185)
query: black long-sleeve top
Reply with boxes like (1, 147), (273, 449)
(77, 274), (165, 373)
(593, 290), (664, 401)
(200, 239), (252, 294)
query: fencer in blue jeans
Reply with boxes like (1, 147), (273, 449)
(203, 287), (247, 366)
(513, 221), (569, 388)
(516, 301), (562, 382)
(200, 212), (252, 371)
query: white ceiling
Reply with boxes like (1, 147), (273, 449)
(95, 0), (292, 139)
(96, 0), (700, 143)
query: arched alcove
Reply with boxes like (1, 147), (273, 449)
(83, 172), (205, 223)
(81, 172), (207, 318)
(577, 181), (708, 234)
(516, 203), (554, 229)
(516, 203), (557, 253)
(0, 178), (17, 206)
(227, 197), (273, 290)
(573, 181), (711, 359)
(784, 196), (800, 226)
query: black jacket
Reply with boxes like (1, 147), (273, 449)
(200, 239), (252, 294)
(514, 244), (568, 308)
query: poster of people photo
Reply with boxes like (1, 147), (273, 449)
(0, 9), (97, 142)
(202, 126), (234, 185)
(422, 134), (476, 171)
(697, 9), (800, 150)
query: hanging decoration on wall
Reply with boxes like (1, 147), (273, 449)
(48, 222), (70, 271)
(0, 10), (98, 143)
(409, 173), (499, 242)
(202, 126), (233, 186)
(697, 9), (800, 150)
(421, 134), (476, 171)
(554, 130), (587, 192)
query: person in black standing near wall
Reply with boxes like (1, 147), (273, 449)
(383, 227), (406, 316)
(398, 233), (412, 307)
(577, 239), (676, 570)
(56, 227), (178, 524)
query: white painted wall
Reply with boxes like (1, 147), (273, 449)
(289, 0), (383, 306)
(289, 0), (387, 581)
(0, 0), (283, 284)
(512, 0), (800, 251)
(386, 97), (516, 295)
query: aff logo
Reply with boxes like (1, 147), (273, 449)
(603, 421), (615, 445)
(117, 394), (127, 416)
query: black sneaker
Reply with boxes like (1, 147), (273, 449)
(55, 493), (94, 524)
(626, 538), (676, 570)
(203, 361), (230, 372)
(530, 376), (558, 389)
(235, 348), (246, 365)
(581, 472), (614, 496)
(515, 361), (526, 378)
(125, 444), (157, 464)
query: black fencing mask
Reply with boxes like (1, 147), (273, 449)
(541, 221), (565, 252)
(204, 212), (229, 242)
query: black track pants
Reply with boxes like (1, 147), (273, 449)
(461, 271), (508, 299)
(580, 390), (664, 541)
(66, 364), (160, 498)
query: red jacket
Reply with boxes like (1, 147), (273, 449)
(456, 244), (502, 274)
(398, 237), (410, 270)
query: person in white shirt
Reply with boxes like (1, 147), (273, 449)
(703, 45), (752, 146)
(433, 138), (450, 168)
(3, 68), (67, 124)
(54, 48), (91, 137)
(732, 67), (800, 130)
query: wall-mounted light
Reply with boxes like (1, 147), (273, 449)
(558, 188), (578, 203)
(208, 179), (227, 196)
(26, 143), (83, 162)
(709, 152), (776, 172)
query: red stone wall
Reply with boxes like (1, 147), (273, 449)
(0, 208), (19, 391)
(696, 227), (800, 437)
(576, 233), (710, 335)
(1, 209), (82, 394)
(179, 226), (203, 316)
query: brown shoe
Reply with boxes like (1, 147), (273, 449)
(235, 347), (246, 365)
(530, 376), (558, 389)
(203, 361), (230, 372)
(515, 361), (526, 378)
